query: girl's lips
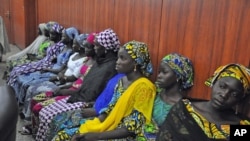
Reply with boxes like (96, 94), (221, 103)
(115, 65), (120, 70)
(214, 99), (224, 107)
(155, 80), (162, 84)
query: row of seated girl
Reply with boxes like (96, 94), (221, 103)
(6, 21), (250, 141)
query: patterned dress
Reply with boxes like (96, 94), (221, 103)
(7, 41), (65, 87)
(15, 48), (72, 104)
(156, 99), (250, 141)
(52, 80), (147, 141)
(30, 63), (92, 134)
(34, 52), (118, 141)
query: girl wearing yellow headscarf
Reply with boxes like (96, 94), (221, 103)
(52, 40), (156, 141)
(156, 63), (250, 141)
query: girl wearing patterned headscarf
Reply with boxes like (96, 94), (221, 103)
(7, 23), (65, 89)
(51, 40), (156, 141)
(156, 63), (250, 141)
(205, 63), (250, 96)
(16, 33), (95, 137)
(4, 22), (62, 81)
(35, 29), (119, 141)
(19, 27), (79, 90)
(96, 28), (120, 52)
(143, 53), (194, 140)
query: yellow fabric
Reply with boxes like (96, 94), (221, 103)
(79, 77), (156, 133)
(186, 99), (250, 139)
(186, 100), (229, 139)
(205, 64), (250, 95)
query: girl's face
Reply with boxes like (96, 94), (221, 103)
(94, 40), (105, 57)
(61, 31), (71, 44)
(49, 30), (60, 41)
(156, 61), (177, 89)
(116, 47), (135, 74)
(210, 77), (244, 110)
(84, 42), (95, 57)
(44, 28), (50, 37)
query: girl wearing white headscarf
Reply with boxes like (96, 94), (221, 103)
(6, 23), (49, 61)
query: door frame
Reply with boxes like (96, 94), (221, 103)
(1, 0), (14, 43)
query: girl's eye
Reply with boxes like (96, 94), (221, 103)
(158, 70), (168, 75)
(219, 83), (226, 89)
(231, 92), (238, 97)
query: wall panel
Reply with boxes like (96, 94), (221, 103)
(12, 0), (26, 48)
(113, 0), (162, 80)
(37, 0), (115, 33)
(32, 0), (250, 101)
(159, 0), (250, 99)
(24, 0), (36, 46)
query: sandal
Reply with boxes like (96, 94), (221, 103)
(18, 125), (33, 135)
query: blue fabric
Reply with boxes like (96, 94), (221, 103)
(14, 49), (73, 103)
(93, 73), (125, 114)
(65, 27), (79, 40)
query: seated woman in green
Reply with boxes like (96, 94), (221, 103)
(156, 63), (250, 141)
(52, 40), (156, 141)
(143, 53), (194, 140)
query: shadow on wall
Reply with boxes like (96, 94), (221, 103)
(238, 95), (250, 119)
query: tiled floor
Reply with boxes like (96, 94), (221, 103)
(0, 44), (34, 141)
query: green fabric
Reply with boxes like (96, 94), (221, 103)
(152, 94), (172, 126)
(37, 41), (51, 57)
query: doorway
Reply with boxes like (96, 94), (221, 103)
(0, 0), (13, 43)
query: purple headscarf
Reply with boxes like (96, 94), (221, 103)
(96, 28), (120, 52)
(51, 23), (64, 34)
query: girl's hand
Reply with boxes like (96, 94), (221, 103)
(71, 133), (99, 141)
(71, 133), (85, 141)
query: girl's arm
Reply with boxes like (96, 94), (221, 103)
(71, 127), (132, 141)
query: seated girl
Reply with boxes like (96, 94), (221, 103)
(34, 28), (120, 141)
(143, 53), (194, 140)
(7, 23), (65, 89)
(28, 33), (96, 132)
(156, 63), (250, 141)
(14, 27), (79, 106)
(52, 40), (156, 141)
(4, 21), (60, 79)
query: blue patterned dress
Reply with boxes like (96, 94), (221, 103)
(7, 41), (65, 87)
(15, 48), (73, 104)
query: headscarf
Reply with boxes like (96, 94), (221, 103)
(162, 53), (194, 90)
(96, 28), (120, 52)
(38, 23), (47, 35)
(87, 32), (98, 44)
(205, 63), (250, 95)
(122, 40), (153, 77)
(75, 34), (88, 48)
(45, 21), (58, 31)
(64, 27), (79, 40)
(51, 23), (64, 34)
